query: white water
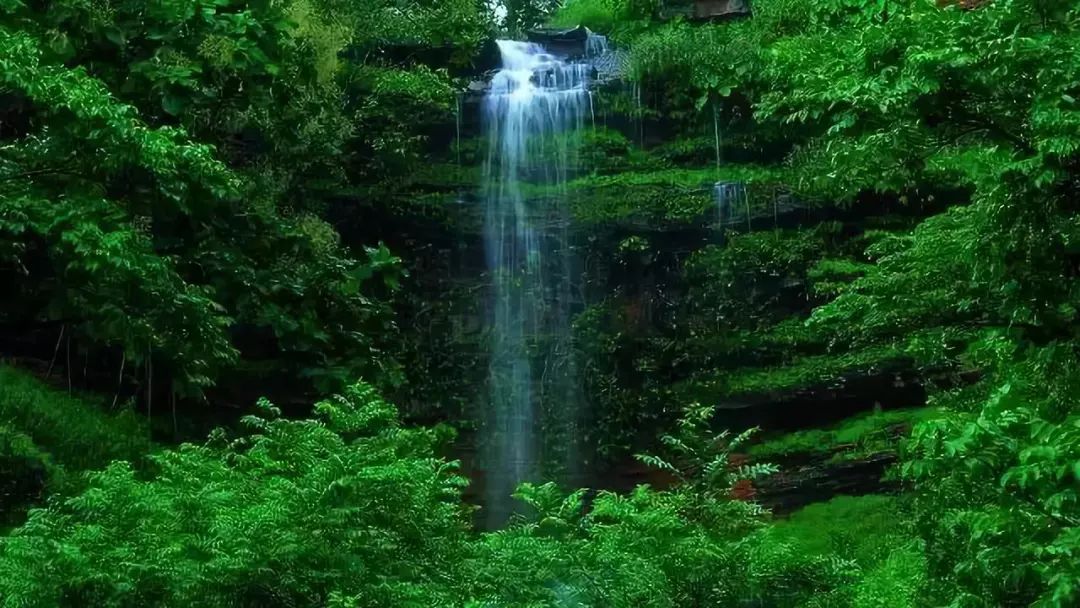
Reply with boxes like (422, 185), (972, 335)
(482, 40), (594, 525)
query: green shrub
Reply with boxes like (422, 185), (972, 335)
(467, 483), (853, 607)
(905, 344), (1080, 606)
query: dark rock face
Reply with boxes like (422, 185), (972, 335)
(693, 0), (752, 20)
(661, 0), (753, 20)
(756, 452), (899, 515)
(714, 370), (928, 432)
(526, 26), (592, 58)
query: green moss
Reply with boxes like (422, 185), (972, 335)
(566, 165), (789, 225)
(570, 183), (713, 224)
(650, 135), (720, 164)
(577, 128), (661, 173)
(687, 344), (907, 400)
(403, 160), (791, 229)
(749, 407), (941, 460)
(567, 165), (781, 190)
(406, 163), (482, 190)
(0, 366), (150, 473)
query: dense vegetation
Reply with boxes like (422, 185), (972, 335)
(1, 0), (1078, 605)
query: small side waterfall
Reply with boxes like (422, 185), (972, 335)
(481, 40), (593, 525)
(714, 181), (751, 232)
(585, 29), (609, 58)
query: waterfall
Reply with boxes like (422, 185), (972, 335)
(481, 40), (593, 526)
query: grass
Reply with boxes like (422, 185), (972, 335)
(0, 365), (150, 473)
(0, 365), (153, 527)
(549, 0), (621, 32)
(768, 495), (927, 607)
(771, 495), (903, 561)
(0, 423), (61, 528)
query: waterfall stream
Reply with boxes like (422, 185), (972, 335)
(481, 39), (595, 525)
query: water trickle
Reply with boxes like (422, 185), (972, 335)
(455, 93), (463, 166)
(713, 103), (722, 174)
(481, 40), (593, 526)
(632, 83), (644, 147)
(588, 90), (596, 131)
(714, 181), (751, 233)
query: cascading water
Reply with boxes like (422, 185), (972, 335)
(481, 40), (594, 525)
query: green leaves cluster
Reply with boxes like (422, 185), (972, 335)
(904, 343), (1080, 607)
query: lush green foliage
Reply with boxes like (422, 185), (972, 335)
(0, 385), (854, 607)
(904, 343), (1080, 607)
(0, 0), (492, 404)
(570, 0), (1080, 602)
(1, 0), (1079, 603)
(0, 382), (472, 606)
